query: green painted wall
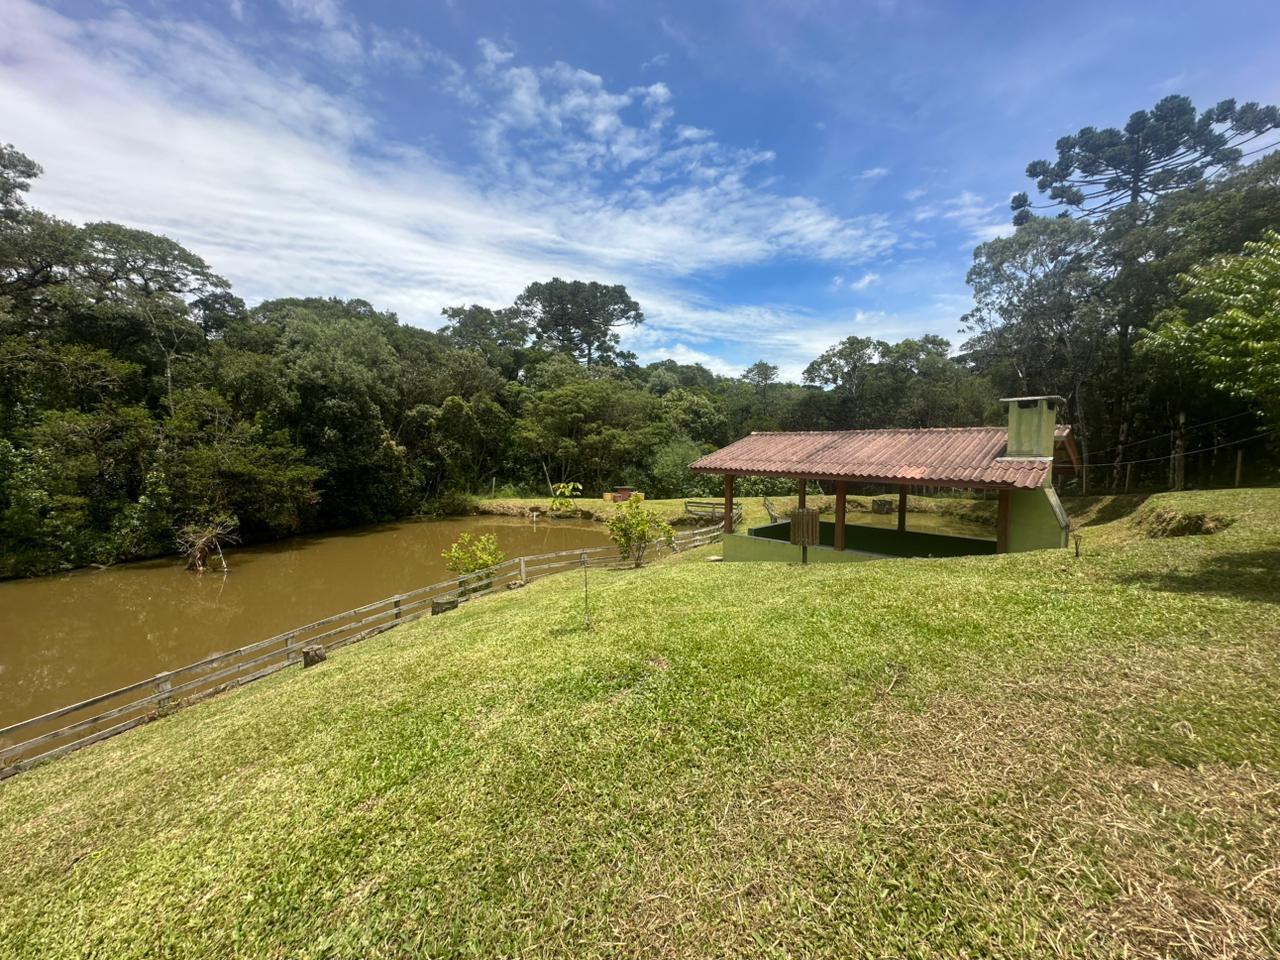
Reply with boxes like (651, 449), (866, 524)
(1007, 487), (1069, 552)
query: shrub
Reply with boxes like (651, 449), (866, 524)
(549, 481), (581, 514)
(606, 498), (675, 568)
(648, 437), (707, 499)
(732, 478), (798, 499)
(422, 489), (477, 517)
(442, 533), (506, 594)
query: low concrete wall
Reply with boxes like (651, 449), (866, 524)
(746, 520), (996, 559)
(723, 533), (879, 564)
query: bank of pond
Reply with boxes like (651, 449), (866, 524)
(0, 500), (997, 734)
(0, 515), (612, 729)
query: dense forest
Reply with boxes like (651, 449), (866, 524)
(1, 95), (1277, 577)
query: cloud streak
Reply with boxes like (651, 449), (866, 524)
(0, 0), (928, 378)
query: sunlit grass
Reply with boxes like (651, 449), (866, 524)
(1, 490), (1277, 957)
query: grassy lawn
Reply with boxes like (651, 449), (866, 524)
(2, 490), (1278, 958)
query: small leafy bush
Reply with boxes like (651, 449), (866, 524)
(442, 533), (506, 593)
(549, 481), (582, 514)
(606, 498), (675, 568)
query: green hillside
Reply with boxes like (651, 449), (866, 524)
(2, 490), (1278, 958)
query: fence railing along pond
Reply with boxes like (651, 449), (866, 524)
(0, 510), (740, 779)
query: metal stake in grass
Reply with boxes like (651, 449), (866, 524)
(581, 551), (591, 629)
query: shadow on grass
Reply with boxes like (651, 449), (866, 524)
(1068, 494), (1150, 528)
(1119, 547), (1280, 604)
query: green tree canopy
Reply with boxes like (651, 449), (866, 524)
(742, 360), (779, 396)
(1012, 95), (1280, 223)
(514, 278), (643, 367)
(1146, 230), (1280, 420)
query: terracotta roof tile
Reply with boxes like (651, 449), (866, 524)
(689, 427), (1051, 489)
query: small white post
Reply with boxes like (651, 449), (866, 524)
(519, 556), (527, 582)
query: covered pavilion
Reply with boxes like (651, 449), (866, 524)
(689, 396), (1071, 561)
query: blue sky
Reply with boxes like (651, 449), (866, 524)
(4, 1), (1280, 378)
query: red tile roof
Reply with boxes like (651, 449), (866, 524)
(689, 427), (1052, 489)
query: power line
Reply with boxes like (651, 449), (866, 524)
(1083, 409), (1260, 459)
(1080, 426), (1277, 470)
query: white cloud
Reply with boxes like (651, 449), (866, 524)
(911, 190), (1012, 244)
(830, 271), (880, 294)
(903, 186), (927, 201)
(641, 52), (670, 70)
(279, 0), (344, 30)
(676, 124), (712, 142)
(367, 26), (457, 74)
(636, 342), (739, 376)
(858, 166), (890, 180)
(0, 1), (901, 376)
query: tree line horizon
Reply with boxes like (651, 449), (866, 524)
(1, 93), (1277, 577)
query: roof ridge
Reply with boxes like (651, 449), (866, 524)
(746, 425), (1001, 437)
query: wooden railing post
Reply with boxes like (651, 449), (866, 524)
(723, 474), (735, 535)
(834, 481), (847, 551)
(393, 596), (402, 621)
(996, 489), (1011, 554)
(154, 672), (173, 714)
(519, 556), (527, 582)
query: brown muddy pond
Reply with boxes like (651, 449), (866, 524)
(0, 516), (610, 729)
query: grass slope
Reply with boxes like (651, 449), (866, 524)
(2, 491), (1278, 958)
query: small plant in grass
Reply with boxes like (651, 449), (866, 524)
(442, 533), (506, 595)
(549, 481), (582, 515)
(606, 497), (675, 568)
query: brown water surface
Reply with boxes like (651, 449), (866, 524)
(0, 516), (610, 728)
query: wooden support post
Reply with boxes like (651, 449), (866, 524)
(797, 478), (806, 510)
(154, 672), (173, 714)
(1236, 448), (1244, 487)
(393, 596), (402, 621)
(897, 488), (907, 533)
(996, 489), (1010, 554)
(519, 556), (527, 582)
(1124, 462), (1133, 494)
(834, 481), (846, 551)
(1173, 411), (1187, 491)
(723, 474), (735, 535)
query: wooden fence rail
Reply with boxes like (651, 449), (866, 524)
(0, 513), (739, 780)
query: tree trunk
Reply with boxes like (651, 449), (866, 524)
(1173, 411), (1187, 491)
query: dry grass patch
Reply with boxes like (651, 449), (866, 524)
(608, 635), (1280, 958)
(1133, 506), (1235, 538)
